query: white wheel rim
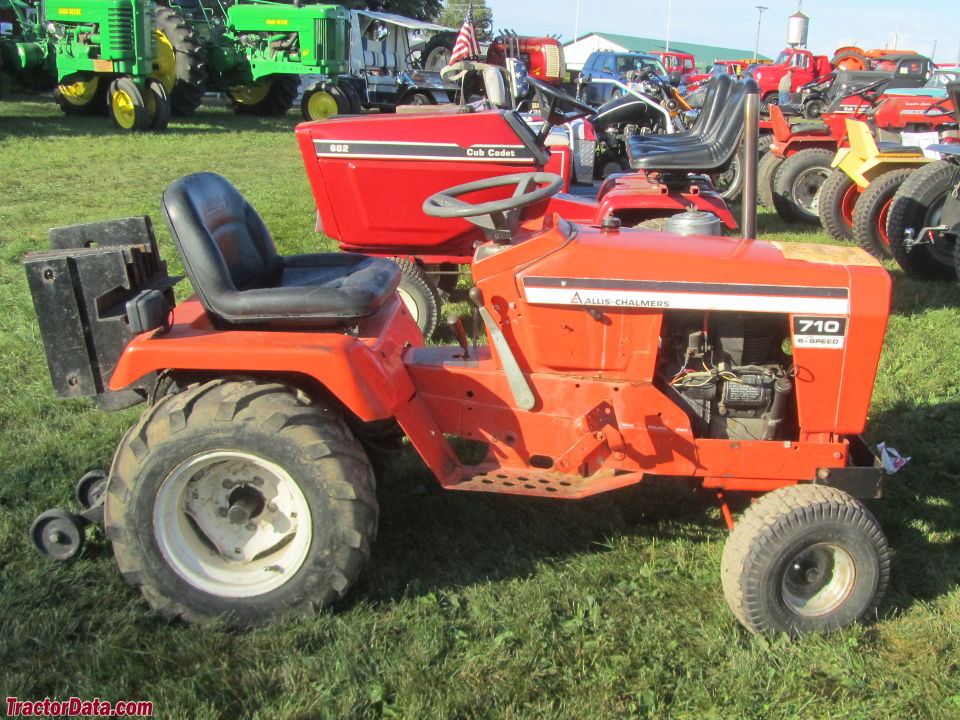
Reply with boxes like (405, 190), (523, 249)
(153, 450), (312, 598)
(396, 286), (420, 323)
(793, 167), (829, 213)
(781, 542), (856, 617)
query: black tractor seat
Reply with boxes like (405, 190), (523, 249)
(877, 142), (923, 154)
(162, 172), (400, 328)
(625, 78), (758, 173)
(618, 74), (736, 149)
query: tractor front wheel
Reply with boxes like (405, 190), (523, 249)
(852, 168), (914, 259)
(393, 258), (441, 337)
(108, 77), (151, 131)
(818, 168), (858, 242)
(887, 160), (960, 280)
(104, 378), (378, 626)
(146, 77), (172, 131)
(226, 76), (300, 117)
(337, 78), (362, 113)
(721, 484), (889, 635)
(301, 83), (350, 121)
(772, 148), (834, 224)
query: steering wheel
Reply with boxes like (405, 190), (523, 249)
(422, 172), (564, 241)
(851, 77), (890, 105)
(526, 76), (596, 144)
(923, 96), (956, 119)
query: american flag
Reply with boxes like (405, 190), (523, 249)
(449, 5), (480, 63)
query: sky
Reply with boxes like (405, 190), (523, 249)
(484, 0), (960, 64)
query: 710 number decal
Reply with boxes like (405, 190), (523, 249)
(792, 316), (847, 348)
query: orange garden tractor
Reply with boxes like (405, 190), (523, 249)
(24, 94), (896, 634)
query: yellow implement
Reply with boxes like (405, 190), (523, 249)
(832, 119), (932, 187)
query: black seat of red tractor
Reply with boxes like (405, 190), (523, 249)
(162, 173), (400, 328)
(625, 78), (758, 172)
(615, 74), (735, 148)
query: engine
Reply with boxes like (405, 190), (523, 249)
(657, 311), (795, 441)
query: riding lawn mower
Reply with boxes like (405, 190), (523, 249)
(23, 71), (896, 636)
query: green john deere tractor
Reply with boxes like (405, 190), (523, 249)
(1, 0), (174, 130)
(157, 0), (350, 118)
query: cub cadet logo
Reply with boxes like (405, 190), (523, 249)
(266, 18), (289, 25)
(57, 7), (82, 15)
(467, 146), (518, 158)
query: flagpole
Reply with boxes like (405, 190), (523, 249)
(574, 0), (581, 43)
(665, 0), (673, 53)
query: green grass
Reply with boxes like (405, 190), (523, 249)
(3, 94), (960, 719)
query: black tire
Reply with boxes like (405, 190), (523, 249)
(426, 262), (460, 300)
(153, 6), (207, 116)
(226, 75), (300, 116)
(392, 258), (442, 337)
(803, 99), (825, 120)
(401, 91), (436, 106)
(757, 150), (784, 209)
(818, 168), (857, 242)
(421, 32), (456, 72)
(852, 168), (914, 259)
(760, 92), (779, 112)
(54, 76), (108, 115)
(888, 160), (960, 280)
(757, 133), (772, 159)
(772, 148), (835, 224)
(146, 77), (172, 131)
(108, 77), (151, 131)
(713, 151), (743, 203)
(301, 83), (349, 121)
(337, 77), (362, 113)
(721, 484), (889, 635)
(104, 379), (377, 626)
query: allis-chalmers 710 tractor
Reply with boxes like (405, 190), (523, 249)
(25, 95), (894, 636)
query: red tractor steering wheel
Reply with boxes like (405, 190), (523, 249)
(422, 171), (564, 242)
(526, 77), (596, 145)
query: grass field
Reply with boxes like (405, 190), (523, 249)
(3, 94), (960, 720)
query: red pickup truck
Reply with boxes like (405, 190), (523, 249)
(747, 48), (833, 106)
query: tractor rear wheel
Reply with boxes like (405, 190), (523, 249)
(104, 378), (377, 626)
(772, 148), (835, 224)
(393, 257), (441, 337)
(226, 76), (300, 116)
(421, 32), (456, 72)
(401, 91), (436, 106)
(146, 77), (172, 131)
(721, 483), (889, 635)
(153, 6), (207, 116)
(757, 150), (784, 209)
(887, 160), (960, 280)
(852, 168), (914, 259)
(54, 76), (108, 115)
(818, 168), (857, 241)
(108, 77), (151, 131)
(301, 83), (350, 121)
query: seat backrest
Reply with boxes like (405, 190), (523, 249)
(162, 173), (280, 312)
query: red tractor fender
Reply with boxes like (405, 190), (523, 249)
(109, 296), (423, 422)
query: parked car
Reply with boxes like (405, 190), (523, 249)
(576, 50), (668, 105)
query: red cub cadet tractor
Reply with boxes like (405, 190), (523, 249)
(25, 112), (893, 638)
(301, 75), (749, 334)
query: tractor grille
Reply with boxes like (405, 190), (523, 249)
(544, 44), (564, 80)
(319, 17), (349, 73)
(106, 6), (135, 57)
